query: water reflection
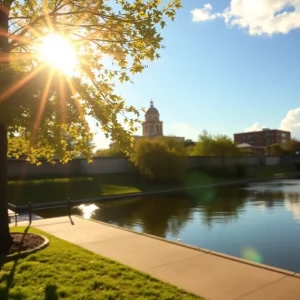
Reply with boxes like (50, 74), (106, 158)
(194, 186), (248, 227)
(248, 185), (300, 222)
(83, 180), (300, 232)
(285, 198), (300, 222)
(92, 195), (192, 237)
(76, 204), (99, 219)
(83, 179), (300, 272)
(89, 186), (250, 236)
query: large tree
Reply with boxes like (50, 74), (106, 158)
(0, 0), (181, 254)
(266, 143), (282, 157)
(191, 130), (241, 157)
(282, 138), (300, 156)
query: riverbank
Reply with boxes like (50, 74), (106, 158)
(8, 165), (299, 205)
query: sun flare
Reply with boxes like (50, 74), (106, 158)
(39, 33), (78, 75)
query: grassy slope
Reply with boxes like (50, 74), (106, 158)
(0, 227), (202, 300)
(7, 171), (229, 205)
(7, 166), (298, 205)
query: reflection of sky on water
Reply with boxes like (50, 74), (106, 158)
(249, 180), (300, 222)
(77, 204), (99, 219)
(246, 180), (300, 193)
(285, 199), (300, 222)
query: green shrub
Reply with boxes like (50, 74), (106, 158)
(130, 138), (186, 183)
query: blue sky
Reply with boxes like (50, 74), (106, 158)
(94, 0), (300, 149)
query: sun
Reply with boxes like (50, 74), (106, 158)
(39, 33), (78, 75)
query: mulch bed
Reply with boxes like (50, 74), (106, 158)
(9, 233), (45, 255)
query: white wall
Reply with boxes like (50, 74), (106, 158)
(8, 159), (81, 178)
(80, 158), (135, 174)
(265, 157), (281, 166)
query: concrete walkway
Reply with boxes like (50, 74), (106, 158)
(17, 216), (300, 300)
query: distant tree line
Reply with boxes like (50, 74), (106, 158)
(93, 132), (244, 183)
(92, 132), (300, 183)
(94, 131), (242, 158)
(264, 139), (300, 157)
(94, 132), (300, 159)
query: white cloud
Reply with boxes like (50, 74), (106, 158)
(244, 122), (266, 132)
(169, 123), (199, 141)
(192, 0), (300, 36)
(191, 4), (220, 22)
(280, 108), (300, 139)
(243, 108), (300, 138)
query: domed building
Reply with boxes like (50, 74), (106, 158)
(131, 100), (184, 142)
(142, 100), (163, 137)
(110, 100), (184, 148)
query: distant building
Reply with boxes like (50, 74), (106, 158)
(234, 128), (291, 147)
(133, 100), (185, 142)
(236, 143), (265, 156)
(110, 100), (184, 149)
(143, 100), (163, 137)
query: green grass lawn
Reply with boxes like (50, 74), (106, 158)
(0, 227), (203, 300)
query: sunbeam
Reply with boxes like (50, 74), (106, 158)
(0, 64), (45, 102)
(32, 70), (54, 138)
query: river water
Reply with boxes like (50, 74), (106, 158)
(37, 179), (300, 272)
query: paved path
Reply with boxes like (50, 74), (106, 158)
(16, 216), (300, 300)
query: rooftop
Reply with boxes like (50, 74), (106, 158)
(145, 100), (159, 115)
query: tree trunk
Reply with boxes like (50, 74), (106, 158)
(0, 3), (9, 57)
(0, 123), (11, 255)
(0, 2), (12, 255)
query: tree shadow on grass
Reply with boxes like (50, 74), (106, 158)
(0, 225), (31, 300)
(45, 284), (58, 300)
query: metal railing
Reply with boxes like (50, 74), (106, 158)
(7, 186), (182, 226)
(8, 198), (73, 226)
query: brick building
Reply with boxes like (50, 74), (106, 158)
(234, 128), (291, 147)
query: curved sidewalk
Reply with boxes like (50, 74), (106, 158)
(17, 216), (300, 300)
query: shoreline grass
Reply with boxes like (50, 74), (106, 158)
(7, 172), (230, 205)
(7, 166), (299, 205)
(0, 227), (203, 300)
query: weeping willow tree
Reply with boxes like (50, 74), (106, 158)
(0, 0), (181, 254)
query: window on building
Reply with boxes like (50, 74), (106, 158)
(281, 133), (287, 137)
